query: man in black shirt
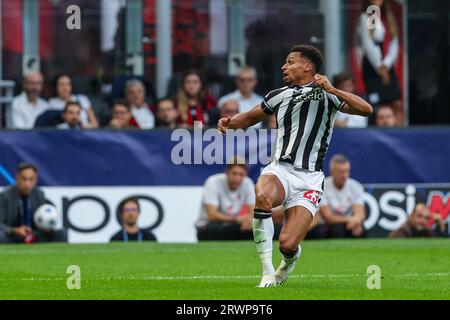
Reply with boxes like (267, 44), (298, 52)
(0, 163), (67, 243)
(110, 197), (157, 242)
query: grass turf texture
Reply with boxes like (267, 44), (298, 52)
(0, 239), (449, 300)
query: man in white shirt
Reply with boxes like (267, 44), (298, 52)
(9, 72), (49, 129)
(318, 154), (366, 238)
(125, 79), (155, 129)
(217, 66), (263, 128)
(196, 159), (255, 240)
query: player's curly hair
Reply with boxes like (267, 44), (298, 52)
(289, 44), (324, 73)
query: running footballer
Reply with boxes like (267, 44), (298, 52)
(218, 44), (373, 287)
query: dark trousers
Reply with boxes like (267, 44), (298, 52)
(327, 224), (366, 239)
(306, 224), (366, 240)
(197, 221), (282, 241)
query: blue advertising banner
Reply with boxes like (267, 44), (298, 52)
(0, 128), (449, 186)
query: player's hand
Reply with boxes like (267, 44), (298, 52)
(217, 116), (232, 135)
(12, 226), (32, 238)
(314, 74), (335, 93)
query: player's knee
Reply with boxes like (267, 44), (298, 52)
(255, 190), (273, 211)
(279, 233), (298, 255)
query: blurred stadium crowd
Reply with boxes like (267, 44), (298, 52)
(5, 66), (401, 131)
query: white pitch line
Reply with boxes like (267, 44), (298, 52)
(1, 272), (449, 282)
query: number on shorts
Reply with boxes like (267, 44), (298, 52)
(303, 190), (320, 206)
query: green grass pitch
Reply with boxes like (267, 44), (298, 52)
(0, 239), (449, 300)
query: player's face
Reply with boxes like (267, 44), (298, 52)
(122, 202), (140, 226)
(281, 52), (311, 85)
(16, 169), (37, 196)
(331, 162), (350, 188)
(226, 166), (247, 191)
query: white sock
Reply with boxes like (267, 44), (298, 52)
(253, 210), (275, 275)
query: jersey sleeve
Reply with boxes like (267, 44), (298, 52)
(202, 178), (219, 206)
(327, 92), (346, 112)
(261, 87), (286, 115)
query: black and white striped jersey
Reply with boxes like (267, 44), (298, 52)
(261, 83), (345, 172)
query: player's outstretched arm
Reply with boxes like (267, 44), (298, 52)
(217, 105), (268, 134)
(314, 74), (373, 117)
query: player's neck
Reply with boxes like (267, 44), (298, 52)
(292, 77), (315, 87)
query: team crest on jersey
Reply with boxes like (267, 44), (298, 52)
(292, 88), (324, 104)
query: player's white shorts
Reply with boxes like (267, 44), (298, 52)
(260, 161), (324, 216)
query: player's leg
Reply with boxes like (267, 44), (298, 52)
(275, 205), (313, 285)
(254, 174), (285, 287)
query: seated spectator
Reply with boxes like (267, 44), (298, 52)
(0, 163), (67, 243)
(9, 72), (49, 129)
(48, 74), (99, 128)
(196, 158), (255, 240)
(56, 101), (82, 130)
(125, 79), (155, 129)
(175, 70), (217, 128)
(389, 203), (447, 238)
(34, 110), (64, 128)
(108, 75), (156, 109)
(315, 154), (366, 238)
(156, 98), (178, 129)
(217, 66), (263, 128)
(110, 197), (157, 242)
(209, 99), (240, 126)
(375, 104), (397, 127)
(220, 100), (240, 119)
(333, 73), (368, 128)
(108, 99), (133, 129)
